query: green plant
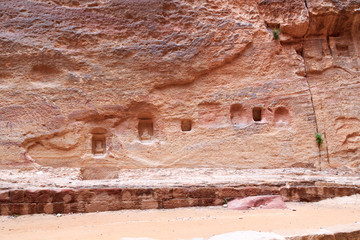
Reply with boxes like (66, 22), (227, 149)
(272, 28), (281, 40)
(316, 133), (323, 146)
(223, 198), (228, 205)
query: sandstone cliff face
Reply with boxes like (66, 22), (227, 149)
(0, 0), (359, 170)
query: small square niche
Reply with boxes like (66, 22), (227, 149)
(92, 134), (106, 155)
(181, 119), (192, 132)
(252, 107), (262, 122)
(138, 118), (154, 140)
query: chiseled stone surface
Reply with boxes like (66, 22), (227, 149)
(0, 168), (359, 216)
(0, 0), (359, 170)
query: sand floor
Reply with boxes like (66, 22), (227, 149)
(1, 195), (360, 240)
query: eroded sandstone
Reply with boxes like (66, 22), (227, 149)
(0, 0), (359, 171)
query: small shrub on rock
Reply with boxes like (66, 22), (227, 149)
(272, 28), (281, 40)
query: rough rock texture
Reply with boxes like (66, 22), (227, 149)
(1, 186), (359, 215)
(1, 167), (359, 190)
(0, 0), (359, 170)
(227, 195), (286, 210)
(1, 168), (360, 216)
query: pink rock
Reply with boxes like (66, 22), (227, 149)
(227, 195), (286, 210)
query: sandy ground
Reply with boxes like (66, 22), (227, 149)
(1, 195), (360, 240)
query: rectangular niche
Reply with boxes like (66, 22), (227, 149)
(138, 118), (153, 140)
(252, 107), (262, 122)
(230, 103), (247, 125)
(181, 119), (192, 132)
(336, 44), (350, 57)
(92, 134), (106, 155)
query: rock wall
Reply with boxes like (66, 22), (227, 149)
(0, 0), (359, 170)
(1, 184), (360, 215)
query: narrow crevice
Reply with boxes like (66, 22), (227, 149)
(302, 41), (322, 170)
(301, 41), (316, 127)
(304, 0), (311, 37)
(303, 64), (322, 170)
(327, 36), (333, 56)
(302, 0), (328, 170)
(9, 191), (12, 203)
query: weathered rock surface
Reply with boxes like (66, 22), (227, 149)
(227, 195), (286, 210)
(0, 0), (359, 170)
(1, 167), (359, 215)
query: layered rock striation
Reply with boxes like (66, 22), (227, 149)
(0, 0), (359, 170)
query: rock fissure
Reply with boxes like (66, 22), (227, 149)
(301, 40), (322, 169)
(0, 0), (359, 171)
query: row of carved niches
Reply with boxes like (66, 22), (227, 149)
(138, 118), (193, 139)
(90, 106), (289, 154)
(138, 118), (193, 141)
(230, 104), (290, 126)
(303, 36), (359, 73)
(90, 118), (193, 155)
